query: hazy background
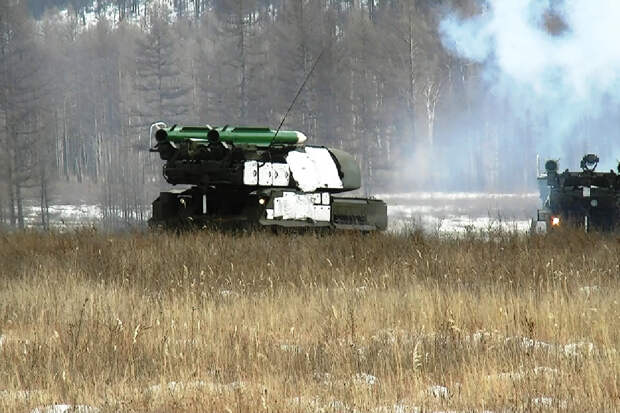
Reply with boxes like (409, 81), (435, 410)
(1, 0), (618, 228)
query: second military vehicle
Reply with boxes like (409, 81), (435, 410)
(148, 123), (387, 231)
(536, 153), (620, 232)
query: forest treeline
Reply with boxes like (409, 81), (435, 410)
(0, 0), (580, 228)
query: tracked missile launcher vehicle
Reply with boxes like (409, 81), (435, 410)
(148, 123), (387, 231)
(536, 154), (620, 232)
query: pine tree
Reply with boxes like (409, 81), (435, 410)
(134, 4), (191, 126)
(0, 1), (46, 228)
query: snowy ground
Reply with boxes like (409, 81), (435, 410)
(19, 192), (542, 234)
(54, 0), (194, 30)
(23, 204), (102, 229)
(2, 318), (609, 412)
(379, 191), (541, 234)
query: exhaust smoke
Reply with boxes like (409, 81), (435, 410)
(440, 0), (620, 170)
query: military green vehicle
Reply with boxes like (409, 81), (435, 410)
(148, 123), (387, 231)
(536, 154), (620, 232)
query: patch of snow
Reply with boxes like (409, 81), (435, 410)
(431, 410), (466, 413)
(465, 330), (598, 359)
(427, 385), (449, 399)
(47, 0), (182, 31)
(533, 220), (547, 233)
(287, 395), (317, 406)
(388, 205), (440, 215)
(218, 290), (239, 298)
(371, 328), (409, 345)
(324, 399), (352, 412)
(173, 338), (200, 346)
(390, 213), (532, 235)
(531, 366), (560, 377)
(372, 404), (420, 413)
(312, 372), (378, 388)
(354, 286), (368, 296)
(463, 330), (500, 344)
(532, 397), (554, 407)
(0, 389), (46, 401)
(383, 191), (539, 234)
(227, 381), (247, 391)
(486, 371), (525, 381)
(513, 336), (556, 352)
(377, 192), (539, 201)
(147, 380), (247, 396)
(22, 203), (107, 229)
(279, 343), (303, 353)
(286, 396), (355, 412)
(24, 204), (102, 226)
(0, 334), (5, 349)
(531, 397), (568, 409)
(148, 380), (200, 394)
(31, 405), (99, 413)
(562, 341), (596, 357)
(487, 367), (558, 382)
(353, 372), (378, 386)
(579, 285), (600, 295)
(312, 372), (332, 385)
(505, 336), (596, 358)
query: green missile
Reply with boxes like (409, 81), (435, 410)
(155, 125), (307, 147)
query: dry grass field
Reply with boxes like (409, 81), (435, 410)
(0, 227), (618, 412)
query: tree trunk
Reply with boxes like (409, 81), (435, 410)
(407, 0), (417, 148)
(424, 78), (440, 148)
(238, 0), (247, 120)
(40, 176), (48, 230)
(7, 162), (15, 227)
(16, 183), (24, 229)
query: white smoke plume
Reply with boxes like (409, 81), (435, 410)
(440, 0), (620, 170)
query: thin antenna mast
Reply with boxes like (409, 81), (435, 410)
(273, 45), (329, 141)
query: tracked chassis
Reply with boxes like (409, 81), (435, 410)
(148, 124), (387, 231)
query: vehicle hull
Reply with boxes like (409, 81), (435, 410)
(150, 187), (387, 231)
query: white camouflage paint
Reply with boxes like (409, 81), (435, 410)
(286, 147), (343, 192)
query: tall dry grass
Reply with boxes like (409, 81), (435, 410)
(0, 227), (618, 412)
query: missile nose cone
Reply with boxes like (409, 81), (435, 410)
(295, 131), (308, 144)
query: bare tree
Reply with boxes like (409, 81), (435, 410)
(423, 75), (441, 148)
(1, 0), (606, 217)
(0, 1), (46, 228)
(134, 4), (191, 125)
